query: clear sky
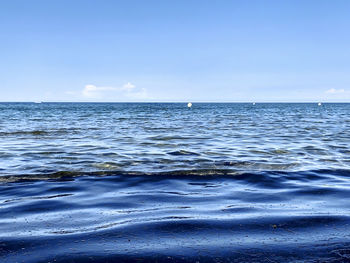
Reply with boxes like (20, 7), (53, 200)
(1, 0), (350, 102)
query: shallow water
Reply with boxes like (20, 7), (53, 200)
(1, 103), (350, 262)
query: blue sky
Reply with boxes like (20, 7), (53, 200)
(1, 0), (350, 102)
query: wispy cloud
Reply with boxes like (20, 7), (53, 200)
(82, 85), (119, 98)
(121, 82), (135, 91)
(325, 88), (346, 94)
(81, 82), (150, 100)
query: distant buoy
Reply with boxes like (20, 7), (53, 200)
(187, 102), (192, 108)
(318, 102), (322, 106)
(252, 102), (256, 105)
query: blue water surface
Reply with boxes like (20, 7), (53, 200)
(1, 103), (350, 262)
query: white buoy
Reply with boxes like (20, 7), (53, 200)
(252, 102), (256, 105)
(318, 102), (322, 106)
(187, 102), (192, 108)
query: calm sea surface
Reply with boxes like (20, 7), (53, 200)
(1, 103), (350, 262)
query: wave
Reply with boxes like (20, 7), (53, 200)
(167, 150), (201, 156)
(0, 129), (80, 137)
(1, 168), (349, 183)
(1, 168), (350, 262)
(0, 130), (49, 136)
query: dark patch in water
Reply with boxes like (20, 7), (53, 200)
(167, 150), (200, 156)
(0, 130), (49, 136)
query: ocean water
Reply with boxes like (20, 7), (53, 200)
(1, 102), (350, 262)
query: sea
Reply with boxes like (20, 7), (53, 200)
(1, 102), (350, 262)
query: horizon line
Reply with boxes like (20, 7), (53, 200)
(1, 101), (350, 104)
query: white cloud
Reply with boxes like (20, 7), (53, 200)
(121, 82), (135, 91)
(81, 83), (150, 100)
(325, 88), (345, 94)
(82, 85), (117, 98)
